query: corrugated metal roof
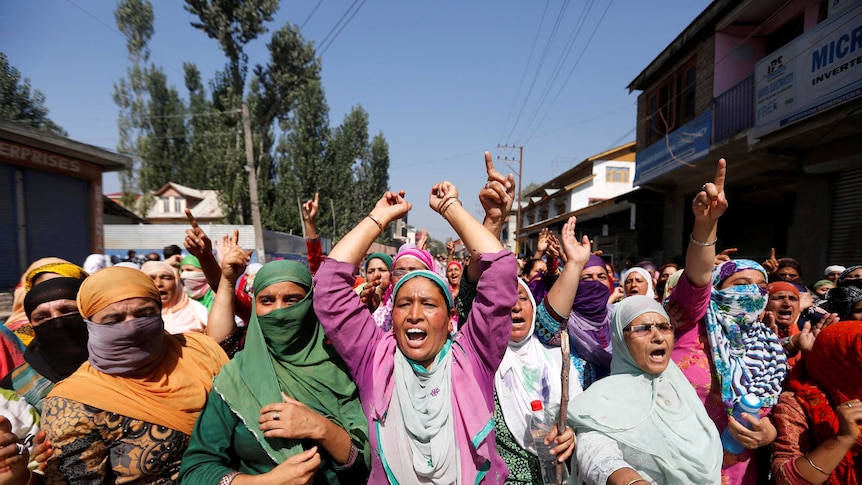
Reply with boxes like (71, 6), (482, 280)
(105, 224), (256, 250)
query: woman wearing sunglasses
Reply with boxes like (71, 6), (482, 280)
(571, 295), (722, 484)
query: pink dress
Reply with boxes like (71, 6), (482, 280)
(670, 276), (765, 485)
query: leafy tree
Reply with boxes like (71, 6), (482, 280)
(270, 78), (330, 234)
(0, 52), (66, 136)
(184, 0), (278, 93)
(326, 105), (369, 239)
(358, 132), (391, 242)
(139, 66), (188, 192)
(113, 0), (155, 213)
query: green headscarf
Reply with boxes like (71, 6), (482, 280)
(180, 254), (201, 268)
(571, 296), (722, 483)
(365, 252), (393, 270)
(213, 260), (368, 476)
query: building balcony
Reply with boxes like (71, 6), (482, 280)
(713, 74), (754, 144)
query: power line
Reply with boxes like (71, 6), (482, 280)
(300, 0), (325, 31)
(503, 0), (572, 143)
(511, 0), (598, 146)
(520, 0), (614, 145)
(498, 0), (552, 143)
(65, 0), (184, 77)
(317, 0), (367, 56)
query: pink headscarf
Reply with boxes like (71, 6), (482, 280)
(392, 248), (434, 272)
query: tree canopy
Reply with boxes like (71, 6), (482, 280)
(0, 52), (67, 136)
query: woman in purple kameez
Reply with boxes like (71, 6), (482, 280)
(314, 179), (534, 484)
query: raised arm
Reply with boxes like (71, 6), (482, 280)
(431, 180), (502, 255)
(685, 158), (728, 287)
(328, 191), (412, 266)
(463, 151), (516, 283)
(184, 209), (223, 291)
(546, 217), (592, 316)
(207, 230), (251, 343)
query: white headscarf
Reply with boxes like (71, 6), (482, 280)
(571, 296), (721, 483)
(496, 279), (583, 454)
(621, 267), (655, 299)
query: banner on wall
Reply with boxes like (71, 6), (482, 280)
(753, 3), (862, 138)
(634, 110), (711, 185)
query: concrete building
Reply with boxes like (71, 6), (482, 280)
(628, 0), (862, 279)
(0, 119), (129, 290)
(517, 142), (641, 267)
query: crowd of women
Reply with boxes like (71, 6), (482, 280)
(0, 153), (860, 485)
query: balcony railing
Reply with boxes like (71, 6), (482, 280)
(713, 75), (754, 143)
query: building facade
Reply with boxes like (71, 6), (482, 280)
(517, 142), (641, 267)
(0, 120), (129, 289)
(629, 0), (862, 278)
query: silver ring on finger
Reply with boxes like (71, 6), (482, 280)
(272, 412), (280, 421)
(701, 183), (708, 190)
(847, 403), (853, 408)
(15, 443), (25, 455)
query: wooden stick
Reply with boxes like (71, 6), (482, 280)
(556, 330), (571, 484)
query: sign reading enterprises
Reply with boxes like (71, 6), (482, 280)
(634, 111), (711, 186)
(754, 3), (862, 138)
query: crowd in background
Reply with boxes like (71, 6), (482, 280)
(0, 154), (860, 485)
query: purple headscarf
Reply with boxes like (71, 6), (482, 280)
(568, 254), (613, 367)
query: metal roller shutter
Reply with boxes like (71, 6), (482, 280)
(0, 165), (18, 289)
(23, 170), (89, 266)
(828, 166), (862, 266)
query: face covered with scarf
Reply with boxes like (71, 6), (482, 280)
(708, 259), (788, 409)
(77, 266), (167, 377)
(179, 254), (212, 300)
(23, 277), (89, 382)
(391, 270), (455, 369)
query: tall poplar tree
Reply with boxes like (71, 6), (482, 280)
(0, 52), (66, 135)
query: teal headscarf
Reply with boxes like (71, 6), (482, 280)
(365, 252), (393, 270)
(571, 296), (721, 483)
(213, 260), (369, 476)
(392, 270), (453, 310)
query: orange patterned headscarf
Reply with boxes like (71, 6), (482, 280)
(787, 321), (862, 484)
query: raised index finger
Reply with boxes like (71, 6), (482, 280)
(713, 158), (726, 193)
(184, 208), (199, 229)
(484, 151), (495, 175)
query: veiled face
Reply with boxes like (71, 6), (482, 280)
(90, 297), (160, 325)
(392, 277), (454, 369)
(623, 312), (674, 375)
(30, 299), (79, 326)
(255, 282), (307, 316)
(510, 285), (533, 343)
(719, 269), (767, 290)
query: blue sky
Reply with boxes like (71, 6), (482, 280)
(1, 0), (710, 241)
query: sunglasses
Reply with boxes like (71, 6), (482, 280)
(623, 322), (673, 336)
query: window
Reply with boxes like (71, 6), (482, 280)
(174, 198), (183, 213)
(555, 201), (566, 216)
(606, 167), (630, 183)
(539, 207), (549, 221)
(646, 58), (697, 145)
(161, 197), (169, 213)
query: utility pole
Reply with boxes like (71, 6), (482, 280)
(242, 103), (266, 263)
(497, 144), (523, 256)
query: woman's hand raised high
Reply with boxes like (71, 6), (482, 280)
(691, 158), (728, 221)
(370, 191), (412, 226)
(430, 181), (459, 214)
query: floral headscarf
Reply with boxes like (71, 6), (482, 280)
(706, 259), (788, 410)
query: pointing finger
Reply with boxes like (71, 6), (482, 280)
(185, 208), (199, 229)
(713, 158), (726, 194)
(231, 229), (239, 246)
(484, 151), (495, 176)
(770, 247), (776, 260)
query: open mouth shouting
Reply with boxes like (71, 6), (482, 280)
(405, 327), (428, 345)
